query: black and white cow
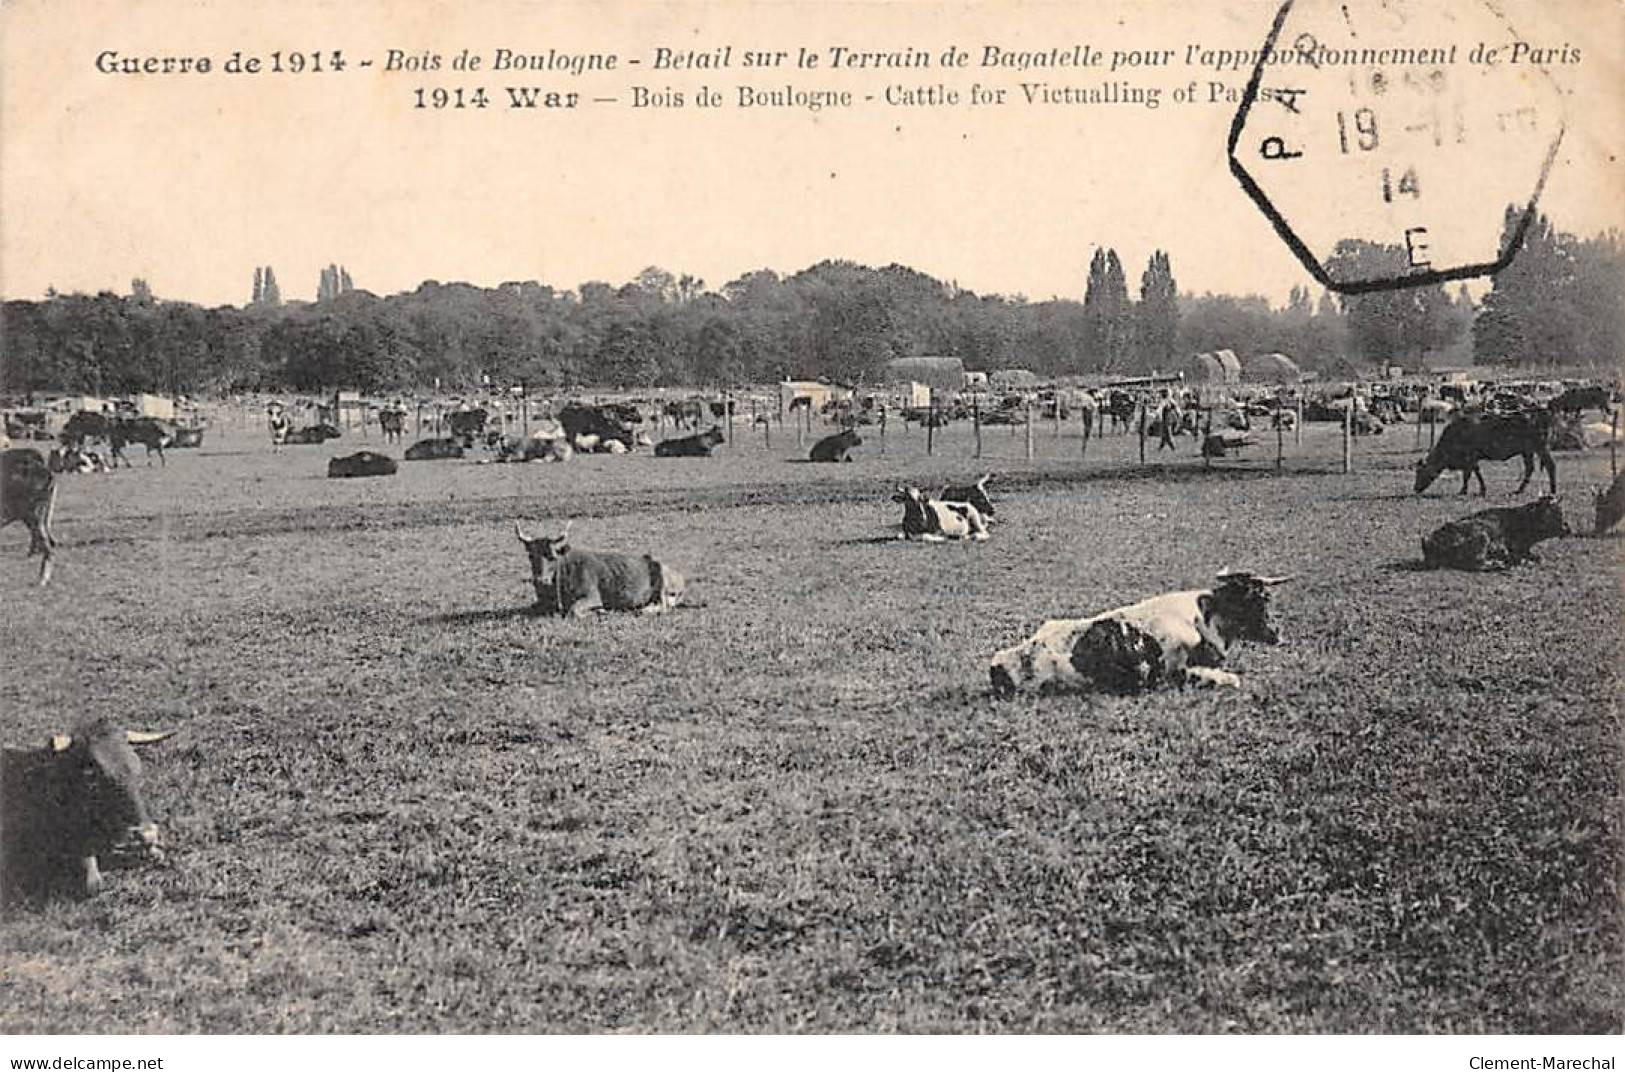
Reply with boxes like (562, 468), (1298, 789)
(987, 571), (1292, 697)
(893, 486), (989, 542)
(2, 720), (174, 904)
(2, 447), (57, 585)
(654, 426), (725, 458)
(514, 522), (685, 616)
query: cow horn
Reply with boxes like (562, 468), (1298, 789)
(125, 729), (176, 745)
(49, 734), (73, 752)
(514, 521), (531, 542)
(1257, 574), (1295, 586)
(560, 519), (573, 539)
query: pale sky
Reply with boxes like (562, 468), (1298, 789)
(2, 0), (1621, 309)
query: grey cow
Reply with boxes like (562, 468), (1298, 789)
(514, 522), (685, 616)
(2, 720), (174, 904)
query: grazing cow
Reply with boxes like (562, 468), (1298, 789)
(446, 408), (488, 448)
(939, 473), (996, 523)
(987, 571), (1292, 697)
(514, 522), (684, 616)
(1422, 496), (1570, 571)
(327, 451), (399, 478)
(654, 426), (726, 458)
(404, 437), (464, 461)
(559, 403), (639, 449)
(1594, 472), (1625, 535)
(809, 428), (862, 463)
(1414, 411), (1556, 496)
(378, 409), (406, 443)
(1549, 386), (1612, 416)
(2, 448), (57, 585)
(2, 721), (174, 904)
(285, 423), (342, 445)
(893, 486), (989, 542)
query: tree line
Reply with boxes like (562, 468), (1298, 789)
(3, 213), (1618, 399)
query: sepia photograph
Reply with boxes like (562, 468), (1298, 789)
(1, 0), (1621, 1052)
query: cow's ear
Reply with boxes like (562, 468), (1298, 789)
(49, 734), (73, 752)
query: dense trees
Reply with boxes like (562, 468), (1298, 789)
(4, 218), (1617, 398)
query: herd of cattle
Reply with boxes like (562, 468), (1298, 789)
(2, 378), (1624, 906)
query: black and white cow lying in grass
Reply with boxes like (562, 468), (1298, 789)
(2, 720), (174, 904)
(514, 522), (685, 616)
(987, 570), (1292, 697)
(892, 486), (989, 542)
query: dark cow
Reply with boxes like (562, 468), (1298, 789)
(809, 428), (862, 463)
(2, 448), (57, 585)
(1422, 496), (1570, 571)
(663, 399), (706, 429)
(893, 486), (989, 542)
(514, 522), (684, 616)
(1594, 472), (1625, 535)
(445, 408), (488, 449)
(328, 451), (399, 478)
(1414, 411), (1556, 496)
(378, 409), (406, 443)
(654, 426), (725, 458)
(1549, 386), (1612, 416)
(1104, 391), (1138, 434)
(988, 571), (1292, 697)
(2, 721), (174, 904)
(559, 403), (639, 449)
(112, 417), (173, 466)
(404, 437), (464, 461)
(939, 473), (996, 523)
(286, 423), (343, 445)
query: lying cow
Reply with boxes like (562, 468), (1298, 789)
(3, 447), (57, 585)
(404, 437), (464, 461)
(2, 720), (174, 904)
(514, 522), (685, 616)
(939, 473), (996, 523)
(893, 486), (988, 542)
(654, 426), (726, 458)
(1422, 496), (1569, 571)
(1594, 472), (1625, 535)
(1415, 411), (1556, 496)
(327, 451), (399, 478)
(286, 423), (343, 446)
(988, 570), (1292, 698)
(809, 428), (862, 463)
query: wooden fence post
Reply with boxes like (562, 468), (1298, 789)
(1429, 407), (1438, 449)
(926, 391), (936, 456)
(1612, 408), (1619, 477)
(1138, 405), (1147, 464)
(1080, 402), (1090, 458)
(1024, 398), (1034, 461)
(725, 391), (734, 448)
(1276, 409), (1284, 472)
(1295, 397), (1303, 446)
(878, 408), (885, 455)
(973, 397), (983, 459)
(1342, 404), (1353, 474)
(1053, 397), (1062, 442)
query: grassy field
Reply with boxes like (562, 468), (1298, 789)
(1, 412), (1619, 1033)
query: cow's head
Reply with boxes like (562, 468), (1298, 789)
(1523, 495), (1571, 540)
(48, 721), (174, 871)
(988, 635), (1075, 699)
(515, 521), (572, 602)
(703, 426), (725, 446)
(1203, 571), (1292, 647)
(890, 486), (925, 505)
(957, 474), (996, 519)
(1413, 456), (1445, 494)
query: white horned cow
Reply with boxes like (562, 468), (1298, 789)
(514, 522), (685, 616)
(988, 570), (1292, 698)
(2, 720), (175, 904)
(893, 485), (989, 542)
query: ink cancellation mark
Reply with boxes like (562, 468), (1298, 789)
(1227, 0), (1567, 294)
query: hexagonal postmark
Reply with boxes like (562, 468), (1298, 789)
(1229, 0), (1566, 293)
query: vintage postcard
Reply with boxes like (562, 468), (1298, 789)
(1, 0), (1621, 1053)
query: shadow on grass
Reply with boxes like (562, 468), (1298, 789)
(1381, 559), (1431, 573)
(832, 534), (905, 546)
(423, 604), (545, 626)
